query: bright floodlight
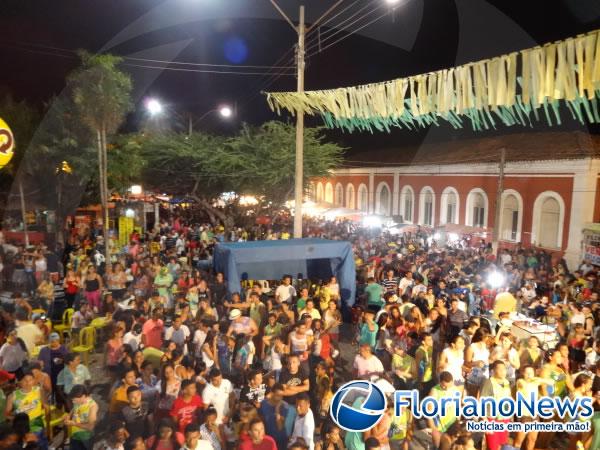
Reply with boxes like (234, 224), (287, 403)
(130, 185), (143, 195)
(146, 98), (163, 116)
(487, 271), (505, 289)
(125, 208), (135, 218)
(219, 106), (233, 118)
(363, 216), (382, 228)
(386, 0), (401, 4)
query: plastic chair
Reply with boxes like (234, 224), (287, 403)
(31, 344), (48, 359)
(53, 308), (74, 343)
(45, 405), (67, 441)
(142, 346), (164, 369)
(71, 326), (96, 366)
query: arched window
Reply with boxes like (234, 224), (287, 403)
(357, 184), (369, 212)
(346, 184), (355, 209)
(419, 186), (435, 227)
(465, 188), (489, 228)
(316, 182), (324, 202)
(325, 182), (334, 203)
(532, 191), (565, 249)
(376, 182), (391, 216)
(335, 183), (344, 206)
(440, 187), (459, 225)
(400, 186), (414, 222)
(500, 190), (523, 242)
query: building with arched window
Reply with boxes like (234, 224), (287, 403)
(440, 187), (459, 225)
(345, 184), (355, 209)
(325, 182), (334, 204)
(376, 182), (392, 216)
(419, 186), (435, 227)
(310, 131), (600, 268)
(465, 188), (488, 228)
(399, 186), (414, 222)
(357, 184), (368, 212)
(335, 183), (344, 206)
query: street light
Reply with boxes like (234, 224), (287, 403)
(144, 98), (234, 136)
(146, 98), (163, 116)
(219, 106), (233, 118)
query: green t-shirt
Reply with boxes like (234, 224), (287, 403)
(365, 283), (384, 306)
(392, 354), (415, 376)
(359, 322), (379, 349)
(344, 397), (366, 450)
(0, 389), (6, 424)
(297, 297), (308, 312)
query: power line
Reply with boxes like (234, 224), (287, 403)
(122, 62), (295, 76)
(306, 0), (362, 35)
(305, 0), (381, 54)
(307, 5), (399, 57)
(123, 56), (295, 70)
(2, 40), (295, 71)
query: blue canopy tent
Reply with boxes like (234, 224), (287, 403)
(213, 238), (356, 311)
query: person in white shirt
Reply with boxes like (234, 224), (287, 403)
(275, 276), (296, 305)
(521, 283), (537, 302)
(123, 323), (142, 352)
(182, 424), (215, 450)
(579, 260), (594, 276)
(353, 344), (385, 379)
(398, 272), (414, 296)
(290, 394), (315, 450)
(202, 368), (235, 425)
(500, 250), (512, 266)
(15, 311), (43, 354)
(299, 299), (321, 320)
(164, 315), (190, 354)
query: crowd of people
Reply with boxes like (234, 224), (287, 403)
(0, 215), (597, 450)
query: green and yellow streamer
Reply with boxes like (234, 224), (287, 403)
(265, 29), (600, 132)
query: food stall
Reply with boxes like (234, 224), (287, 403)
(510, 313), (560, 350)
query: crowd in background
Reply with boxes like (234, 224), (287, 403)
(0, 215), (597, 450)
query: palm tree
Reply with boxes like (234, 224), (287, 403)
(68, 51), (133, 264)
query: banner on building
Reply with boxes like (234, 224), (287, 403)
(583, 225), (600, 266)
(118, 216), (134, 247)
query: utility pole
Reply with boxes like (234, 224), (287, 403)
(270, 0), (344, 239)
(492, 147), (506, 255)
(294, 6), (305, 239)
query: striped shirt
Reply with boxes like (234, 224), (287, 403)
(382, 277), (398, 293)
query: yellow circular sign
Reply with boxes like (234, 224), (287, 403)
(0, 118), (14, 169)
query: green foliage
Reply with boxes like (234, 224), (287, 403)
(68, 51), (133, 134)
(140, 121), (344, 205)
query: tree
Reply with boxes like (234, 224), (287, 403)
(138, 121), (344, 230)
(231, 121), (344, 205)
(68, 51), (133, 262)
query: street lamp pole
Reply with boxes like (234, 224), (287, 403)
(270, 0), (344, 238)
(145, 100), (233, 136)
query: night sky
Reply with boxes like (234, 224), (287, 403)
(2, 0), (600, 156)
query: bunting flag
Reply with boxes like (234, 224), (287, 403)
(265, 29), (600, 132)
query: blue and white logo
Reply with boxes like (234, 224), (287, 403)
(330, 380), (387, 432)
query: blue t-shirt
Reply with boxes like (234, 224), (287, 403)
(259, 399), (296, 448)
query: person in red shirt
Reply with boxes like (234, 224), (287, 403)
(170, 379), (203, 433)
(142, 308), (164, 349)
(238, 419), (277, 450)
